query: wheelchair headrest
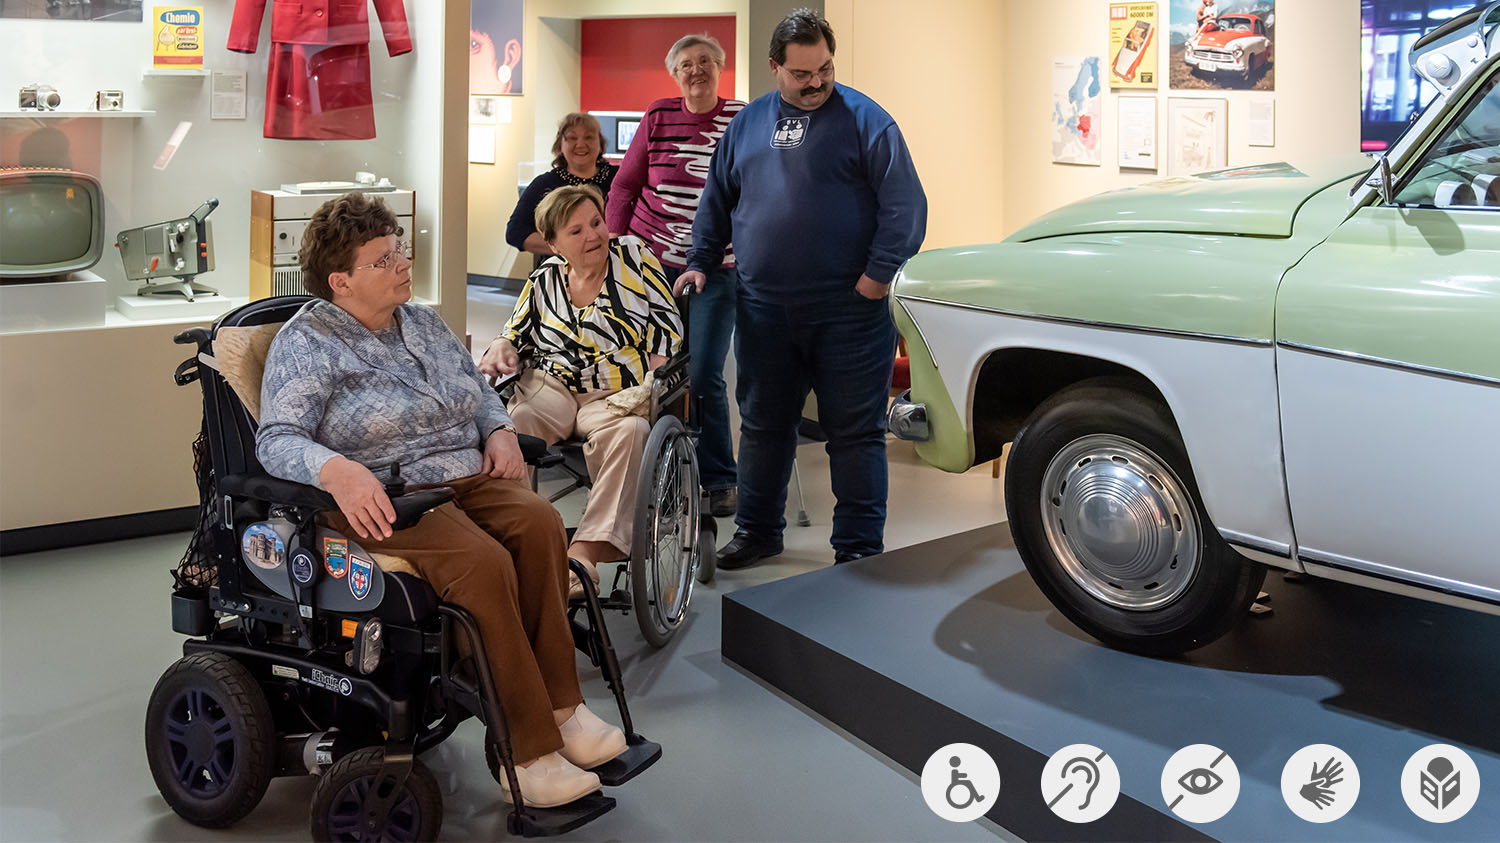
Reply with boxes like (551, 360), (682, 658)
(207, 296), (313, 423)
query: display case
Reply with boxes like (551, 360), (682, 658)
(0, 3), (469, 535)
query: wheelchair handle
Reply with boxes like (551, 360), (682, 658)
(174, 326), (210, 345)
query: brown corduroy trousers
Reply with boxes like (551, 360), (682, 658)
(326, 474), (581, 763)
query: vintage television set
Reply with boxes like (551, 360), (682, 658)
(0, 168), (106, 281)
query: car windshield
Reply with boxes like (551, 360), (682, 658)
(1217, 16), (1254, 32)
(1394, 73), (1500, 208)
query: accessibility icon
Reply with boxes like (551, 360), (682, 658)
(1402, 744), (1480, 823)
(1161, 744), (1240, 823)
(921, 743), (1001, 823)
(1041, 744), (1121, 823)
(1280, 744), (1359, 822)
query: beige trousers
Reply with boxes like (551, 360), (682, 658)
(509, 369), (649, 557)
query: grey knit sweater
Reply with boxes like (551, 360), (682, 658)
(257, 300), (512, 488)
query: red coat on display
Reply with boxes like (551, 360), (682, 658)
(228, 0), (413, 140)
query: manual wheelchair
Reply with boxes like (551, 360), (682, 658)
(498, 303), (718, 649)
(146, 295), (659, 841)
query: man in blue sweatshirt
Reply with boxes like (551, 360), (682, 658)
(678, 7), (927, 569)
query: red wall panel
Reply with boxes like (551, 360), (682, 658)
(580, 16), (736, 113)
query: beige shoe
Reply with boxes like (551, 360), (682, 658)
(557, 703), (628, 769)
(566, 559), (600, 601)
(497, 752), (601, 808)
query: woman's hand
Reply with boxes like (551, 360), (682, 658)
(319, 456), (396, 541)
(478, 337), (521, 377)
(481, 428), (527, 480)
(647, 354), (669, 372)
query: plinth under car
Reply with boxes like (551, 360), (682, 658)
(722, 524), (1500, 842)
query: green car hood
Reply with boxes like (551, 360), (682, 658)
(1009, 156), (1371, 241)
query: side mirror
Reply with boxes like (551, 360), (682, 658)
(1366, 155), (1395, 205)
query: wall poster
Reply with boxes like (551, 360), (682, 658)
(1169, 0), (1275, 91)
(1109, 3), (1159, 88)
(1167, 97), (1227, 176)
(1118, 96), (1158, 170)
(471, 0), (524, 96)
(1051, 56), (1103, 166)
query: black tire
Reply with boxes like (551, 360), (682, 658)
(1004, 377), (1265, 656)
(144, 652), (277, 828)
(695, 514), (717, 584)
(310, 747), (442, 843)
(631, 415), (700, 648)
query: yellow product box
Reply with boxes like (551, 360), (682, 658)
(153, 7), (204, 68)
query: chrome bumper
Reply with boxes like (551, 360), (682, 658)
(887, 390), (930, 442)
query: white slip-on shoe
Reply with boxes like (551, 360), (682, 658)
(497, 752), (601, 808)
(557, 703), (628, 769)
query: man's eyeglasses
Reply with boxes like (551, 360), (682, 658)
(780, 61), (834, 85)
(352, 241), (411, 272)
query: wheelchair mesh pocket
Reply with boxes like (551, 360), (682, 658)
(173, 423), (218, 591)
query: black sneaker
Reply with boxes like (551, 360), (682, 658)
(717, 532), (783, 570)
(834, 550), (877, 565)
(708, 487), (737, 518)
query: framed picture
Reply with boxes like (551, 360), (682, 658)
(615, 119), (641, 154)
(471, 0), (524, 96)
(1168, 0), (1275, 91)
(1118, 96), (1158, 170)
(1166, 97), (1227, 176)
(1051, 56), (1103, 166)
(470, 96), (500, 125)
(1109, 3), (1159, 89)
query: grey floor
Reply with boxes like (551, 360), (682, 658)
(0, 286), (1017, 842)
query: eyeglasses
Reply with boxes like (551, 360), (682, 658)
(352, 241), (411, 272)
(674, 55), (717, 75)
(779, 61), (834, 85)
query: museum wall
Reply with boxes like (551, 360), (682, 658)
(998, 0), (1362, 237)
(823, 0), (1008, 250)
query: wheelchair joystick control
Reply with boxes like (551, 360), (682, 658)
(384, 461), (406, 498)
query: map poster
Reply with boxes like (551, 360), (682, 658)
(1109, 3), (1159, 88)
(1051, 56), (1102, 166)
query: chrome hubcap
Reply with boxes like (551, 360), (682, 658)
(1039, 434), (1199, 611)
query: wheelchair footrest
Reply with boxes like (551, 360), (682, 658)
(590, 736), (661, 787)
(507, 791), (615, 837)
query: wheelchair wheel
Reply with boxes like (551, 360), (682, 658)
(695, 515), (717, 585)
(630, 415), (702, 647)
(310, 746), (442, 843)
(144, 652), (276, 828)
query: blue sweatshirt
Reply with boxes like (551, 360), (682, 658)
(686, 84), (926, 303)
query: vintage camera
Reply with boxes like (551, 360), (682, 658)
(95, 90), (124, 111)
(19, 84), (61, 111)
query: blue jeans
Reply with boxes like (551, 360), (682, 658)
(734, 289), (897, 557)
(663, 265), (738, 492)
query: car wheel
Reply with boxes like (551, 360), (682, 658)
(1005, 377), (1265, 656)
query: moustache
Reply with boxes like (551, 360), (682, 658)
(800, 86), (826, 97)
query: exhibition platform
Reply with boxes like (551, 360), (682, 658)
(722, 523), (1500, 842)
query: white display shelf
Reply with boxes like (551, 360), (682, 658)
(144, 68), (210, 78)
(0, 110), (153, 119)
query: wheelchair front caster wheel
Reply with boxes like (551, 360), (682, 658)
(310, 747), (442, 842)
(144, 652), (276, 828)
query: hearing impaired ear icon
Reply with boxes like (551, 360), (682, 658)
(1042, 745), (1121, 824)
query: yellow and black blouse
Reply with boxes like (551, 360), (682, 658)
(501, 236), (683, 393)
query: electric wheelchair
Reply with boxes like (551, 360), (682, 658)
(146, 295), (659, 841)
(500, 297), (718, 650)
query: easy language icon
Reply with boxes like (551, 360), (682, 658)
(1402, 744), (1480, 823)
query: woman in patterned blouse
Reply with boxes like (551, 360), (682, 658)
(480, 185), (683, 576)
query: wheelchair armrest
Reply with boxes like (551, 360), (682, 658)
(219, 472), (455, 532)
(220, 472), (337, 510)
(517, 433), (551, 464)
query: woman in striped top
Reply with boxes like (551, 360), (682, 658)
(605, 33), (746, 519)
(480, 185), (683, 573)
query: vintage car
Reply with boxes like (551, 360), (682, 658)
(1185, 13), (1272, 80)
(888, 2), (1500, 656)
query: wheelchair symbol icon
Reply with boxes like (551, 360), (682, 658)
(921, 743), (1000, 822)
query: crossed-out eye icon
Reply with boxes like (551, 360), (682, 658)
(1161, 745), (1240, 823)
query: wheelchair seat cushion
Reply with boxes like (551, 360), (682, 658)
(212, 323), (283, 422)
(375, 571), (440, 623)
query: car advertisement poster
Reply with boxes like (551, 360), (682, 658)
(1051, 56), (1103, 166)
(1109, 3), (1159, 88)
(1169, 0), (1275, 91)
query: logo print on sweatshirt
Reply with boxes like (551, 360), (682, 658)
(772, 116), (808, 149)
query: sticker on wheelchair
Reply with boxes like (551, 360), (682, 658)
(349, 555), (374, 600)
(290, 548), (316, 584)
(323, 537), (348, 579)
(921, 743), (1001, 823)
(241, 523), (286, 570)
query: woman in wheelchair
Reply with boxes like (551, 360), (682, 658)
(256, 192), (626, 808)
(478, 185), (683, 581)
